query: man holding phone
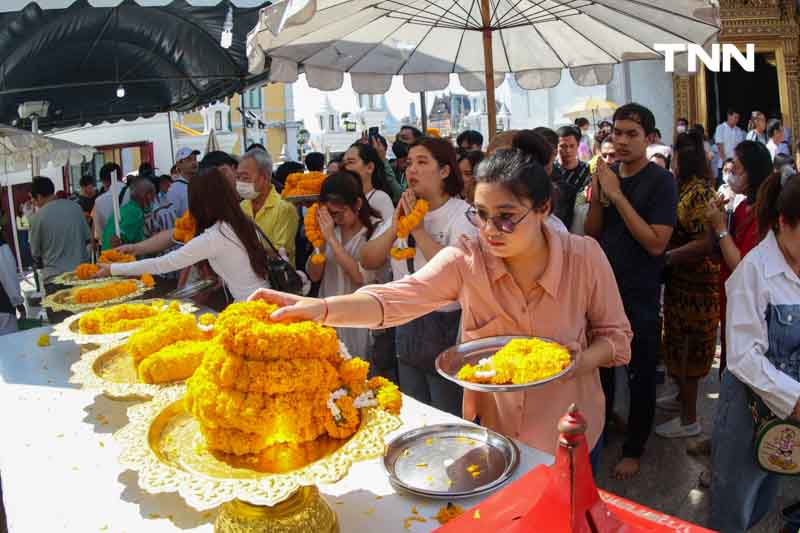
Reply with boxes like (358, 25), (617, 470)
(584, 103), (677, 481)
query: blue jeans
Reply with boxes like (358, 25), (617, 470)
(710, 371), (780, 532)
(398, 361), (463, 417)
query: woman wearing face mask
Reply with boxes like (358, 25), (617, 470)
(96, 167), (270, 301)
(457, 150), (484, 205)
(358, 137), (477, 415)
(342, 142), (395, 224)
(307, 171), (383, 358)
(247, 142), (633, 466)
(705, 140), (774, 373)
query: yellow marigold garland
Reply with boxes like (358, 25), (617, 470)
(78, 301), (180, 335)
(73, 280), (139, 304)
(304, 203), (326, 265)
(140, 273), (155, 288)
(368, 376), (402, 415)
(126, 312), (202, 364)
(75, 263), (100, 280)
(173, 211), (196, 243)
(456, 338), (571, 385)
(98, 249), (135, 263)
(281, 171), (326, 198)
(324, 395), (360, 440)
(138, 339), (210, 384)
(390, 199), (429, 261)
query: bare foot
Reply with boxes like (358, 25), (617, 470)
(612, 457), (640, 480)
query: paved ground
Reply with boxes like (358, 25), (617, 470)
(596, 361), (799, 532)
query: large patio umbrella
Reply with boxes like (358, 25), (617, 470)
(248, 0), (720, 139)
(1, 123), (95, 271)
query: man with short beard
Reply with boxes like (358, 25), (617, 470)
(585, 103), (677, 481)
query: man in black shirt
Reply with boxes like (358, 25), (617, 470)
(585, 103), (677, 480)
(75, 174), (97, 215)
(554, 125), (590, 229)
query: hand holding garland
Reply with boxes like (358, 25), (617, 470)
(306, 206), (366, 287)
(304, 203), (326, 265)
(390, 190), (429, 260)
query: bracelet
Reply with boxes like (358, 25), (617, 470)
(320, 298), (329, 324)
(716, 230), (729, 241)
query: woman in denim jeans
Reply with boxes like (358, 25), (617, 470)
(711, 173), (800, 532)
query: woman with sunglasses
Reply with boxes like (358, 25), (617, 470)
(249, 143), (633, 464)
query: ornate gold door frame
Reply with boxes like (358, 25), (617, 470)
(673, 0), (799, 144)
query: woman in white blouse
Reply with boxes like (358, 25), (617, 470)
(96, 167), (269, 301)
(711, 172), (800, 532)
(307, 171), (383, 359)
(342, 142), (395, 223)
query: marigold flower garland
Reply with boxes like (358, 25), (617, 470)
(184, 301), (402, 456)
(304, 203), (326, 265)
(75, 263), (100, 280)
(173, 211), (196, 243)
(140, 273), (155, 287)
(456, 338), (571, 385)
(281, 171), (326, 198)
(98, 249), (135, 263)
(78, 300), (181, 335)
(126, 312), (202, 364)
(73, 280), (139, 304)
(390, 199), (429, 260)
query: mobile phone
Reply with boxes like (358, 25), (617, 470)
(368, 126), (379, 138)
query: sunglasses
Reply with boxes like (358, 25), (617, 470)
(465, 207), (532, 234)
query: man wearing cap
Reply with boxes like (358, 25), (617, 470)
(167, 147), (199, 217)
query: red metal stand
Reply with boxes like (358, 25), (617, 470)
(434, 404), (716, 533)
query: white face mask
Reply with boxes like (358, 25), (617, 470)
(236, 180), (258, 200)
(722, 172), (732, 185)
(676, 125), (687, 134)
(727, 172), (745, 194)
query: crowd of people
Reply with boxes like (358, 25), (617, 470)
(2, 100), (799, 533)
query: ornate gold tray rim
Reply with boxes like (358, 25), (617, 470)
(42, 280), (149, 313)
(51, 270), (125, 287)
(116, 385), (402, 511)
(69, 339), (180, 399)
(53, 300), (198, 345)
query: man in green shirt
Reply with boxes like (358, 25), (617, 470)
(102, 178), (156, 250)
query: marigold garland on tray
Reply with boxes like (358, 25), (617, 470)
(75, 263), (100, 280)
(140, 273), (155, 287)
(98, 249), (136, 263)
(281, 171), (326, 198)
(78, 301), (180, 335)
(390, 199), (429, 260)
(73, 280), (139, 304)
(126, 312), (202, 364)
(184, 301), (402, 456)
(456, 338), (571, 385)
(304, 203), (326, 265)
(173, 211), (197, 243)
(138, 339), (210, 384)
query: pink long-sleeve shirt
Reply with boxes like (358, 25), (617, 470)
(358, 225), (632, 453)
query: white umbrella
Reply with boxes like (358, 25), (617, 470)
(248, 0), (719, 139)
(562, 97), (620, 125)
(0, 124), (95, 271)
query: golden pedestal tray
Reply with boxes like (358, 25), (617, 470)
(116, 386), (402, 533)
(51, 270), (124, 286)
(42, 280), (149, 313)
(53, 300), (197, 345)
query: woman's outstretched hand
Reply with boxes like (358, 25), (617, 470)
(248, 288), (327, 322)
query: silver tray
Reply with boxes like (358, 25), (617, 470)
(383, 424), (519, 499)
(285, 194), (319, 204)
(435, 335), (574, 393)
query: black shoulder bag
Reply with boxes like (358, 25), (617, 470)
(252, 224), (304, 295)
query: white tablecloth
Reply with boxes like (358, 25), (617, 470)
(0, 326), (553, 532)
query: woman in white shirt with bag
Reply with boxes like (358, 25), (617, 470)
(711, 172), (800, 532)
(360, 136), (477, 416)
(96, 167), (269, 301)
(307, 170), (383, 359)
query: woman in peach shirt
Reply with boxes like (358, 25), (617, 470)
(250, 144), (632, 463)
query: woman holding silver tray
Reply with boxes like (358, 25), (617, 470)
(250, 131), (633, 470)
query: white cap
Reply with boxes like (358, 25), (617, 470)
(175, 147), (196, 162)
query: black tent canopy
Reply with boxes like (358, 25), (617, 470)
(0, 0), (271, 130)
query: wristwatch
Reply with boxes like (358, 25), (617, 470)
(716, 230), (729, 241)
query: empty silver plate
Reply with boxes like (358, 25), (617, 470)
(383, 424), (519, 499)
(435, 335), (574, 393)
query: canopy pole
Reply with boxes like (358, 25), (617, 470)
(4, 161), (23, 273)
(479, 0), (497, 141)
(419, 92), (428, 132)
(240, 93), (248, 152)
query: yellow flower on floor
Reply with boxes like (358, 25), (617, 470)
(37, 334), (50, 347)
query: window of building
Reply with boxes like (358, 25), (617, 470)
(244, 88), (262, 109)
(329, 115), (335, 131)
(214, 111), (223, 131)
(319, 116), (325, 131)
